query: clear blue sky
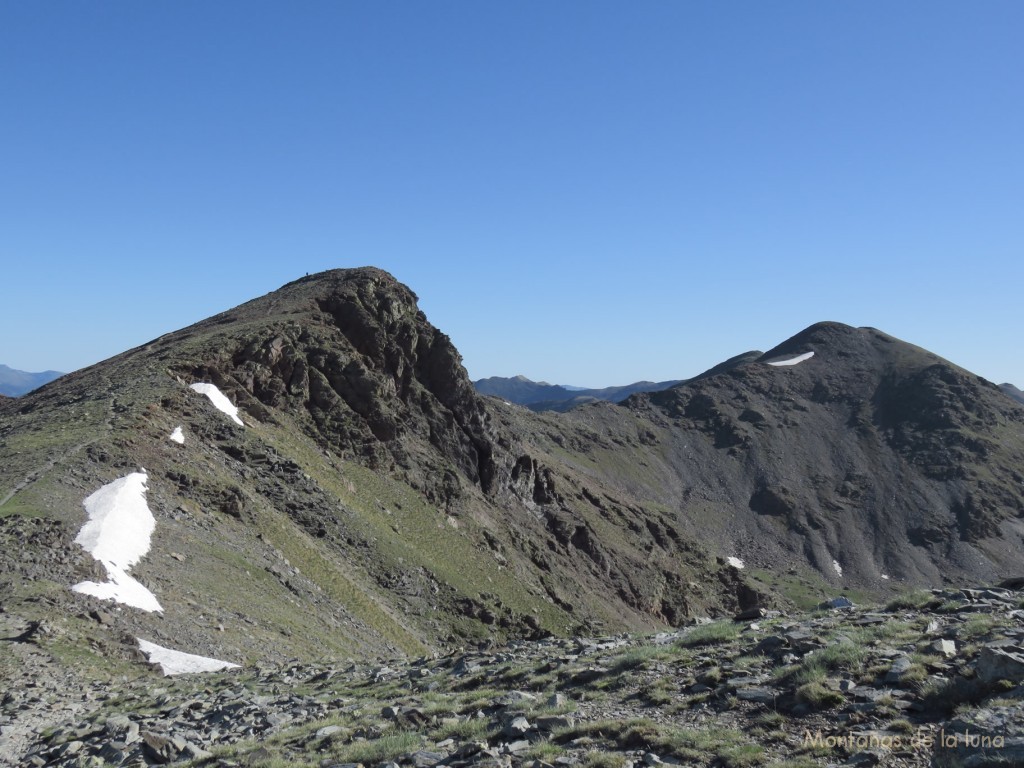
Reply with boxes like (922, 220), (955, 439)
(2, 2), (1022, 387)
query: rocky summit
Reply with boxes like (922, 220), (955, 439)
(2, 267), (1024, 766)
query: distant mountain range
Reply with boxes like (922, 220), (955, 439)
(0, 364), (63, 396)
(473, 374), (684, 412)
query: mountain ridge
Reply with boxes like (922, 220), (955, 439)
(0, 268), (750, 680)
(2, 267), (1023, 693)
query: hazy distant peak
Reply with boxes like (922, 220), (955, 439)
(0, 364), (64, 397)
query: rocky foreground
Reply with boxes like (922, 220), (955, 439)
(4, 585), (1024, 768)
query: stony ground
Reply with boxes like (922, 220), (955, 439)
(5, 584), (1024, 768)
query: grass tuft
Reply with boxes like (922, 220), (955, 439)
(885, 589), (935, 612)
(329, 729), (423, 763)
(676, 621), (742, 649)
(795, 682), (844, 710)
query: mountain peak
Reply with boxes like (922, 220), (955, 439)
(251, 266), (421, 314)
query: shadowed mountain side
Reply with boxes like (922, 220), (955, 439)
(564, 321), (1024, 592)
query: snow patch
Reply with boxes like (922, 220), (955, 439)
(767, 351), (815, 367)
(189, 382), (244, 426)
(137, 638), (239, 676)
(832, 559), (843, 577)
(169, 426), (185, 444)
(71, 473), (163, 612)
(727, 556), (745, 569)
(881, 574), (890, 580)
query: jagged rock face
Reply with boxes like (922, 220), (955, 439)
(172, 269), (497, 500)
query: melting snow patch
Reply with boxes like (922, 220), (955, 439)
(727, 556), (745, 569)
(832, 559), (843, 577)
(169, 426), (185, 444)
(767, 351), (815, 367)
(881, 574), (890, 580)
(71, 473), (163, 612)
(137, 638), (239, 676)
(189, 382), (244, 426)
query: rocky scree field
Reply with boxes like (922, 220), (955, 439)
(9, 584), (1024, 768)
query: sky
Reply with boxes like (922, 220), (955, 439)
(2, 2), (1022, 387)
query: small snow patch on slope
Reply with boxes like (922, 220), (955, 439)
(137, 639), (239, 676)
(767, 351), (815, 367)
(71, 473), (163, 612)
(169, 426), (184, 444)
(189, 382), (243, 425)
(727, 557), (745, 569)
(832, 559), (843, 577)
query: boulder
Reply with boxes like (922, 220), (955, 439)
(976, 646), (1024, 683)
